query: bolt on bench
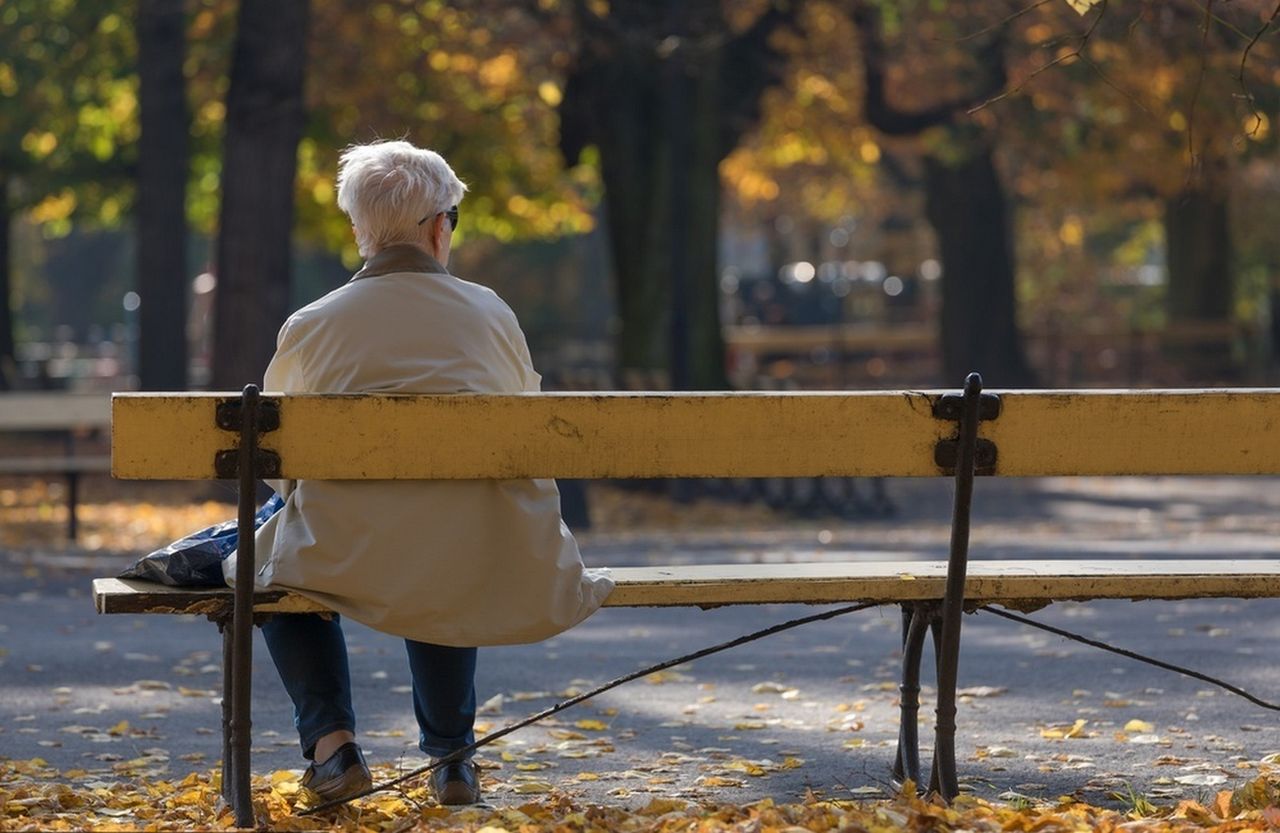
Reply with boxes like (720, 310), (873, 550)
(93, 376), (1280, 826)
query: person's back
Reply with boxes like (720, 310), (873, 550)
(274, 249), (534, 396)
(230, 140), (612, 807)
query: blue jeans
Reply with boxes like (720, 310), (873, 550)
(260, 613), (477, 760)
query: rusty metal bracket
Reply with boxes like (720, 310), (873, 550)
(932, 392), (1001, 422)
(934, 438), (998, 475)
(214, 448), (282, 479)
(214, 397), (281, 479)
(933, 388), (1000, 476)
(216, 398), (280, 433)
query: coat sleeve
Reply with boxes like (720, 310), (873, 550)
(264, 318), (307, 393)
(503, 309), (543, 393)
(262, 318), (306, 497)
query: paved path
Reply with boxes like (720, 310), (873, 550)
(3, 476), (1280, 808)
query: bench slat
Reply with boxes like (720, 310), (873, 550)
(0, 456), (111, 474)
(0, 393), (111, 431)
(992, 390), (1280, 475)
(113, 390), (1280, 480)
(93, 559), (1280, 617)
(111, 392), (949, 480)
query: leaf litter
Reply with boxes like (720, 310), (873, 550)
(10, 758), (1280, 832)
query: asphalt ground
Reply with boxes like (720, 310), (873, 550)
(3, 475), (1280, 809)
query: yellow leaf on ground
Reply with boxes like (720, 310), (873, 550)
(1040, 719), (1088, 739)
(1124, 719), (1155, 733)
(575, 719), (609, 731)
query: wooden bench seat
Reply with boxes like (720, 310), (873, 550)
(92, 558), (1280, 617)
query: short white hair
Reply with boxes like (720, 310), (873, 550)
(336, 140), (467, 258)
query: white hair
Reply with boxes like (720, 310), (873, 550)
(335, 140), (467, 258)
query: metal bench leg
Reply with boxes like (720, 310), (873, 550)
(227, 385), (260, 828)
(219, 619), (234, 807)
(66, 471), (79, 541)
(893, 602), (933, 788)
(929, 372), (983, 801)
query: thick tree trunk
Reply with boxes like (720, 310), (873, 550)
(1164, 179), (1236, 380)
(136, 0), (190, 390)
(924, 142), (1036, 388)
(211, 0), (309, 390)
(587, 49), (669, 383)
(571, 42), (730, 389)
(560, 1), (789, 390)
(0, 175), (13, 390)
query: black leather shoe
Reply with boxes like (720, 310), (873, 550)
(300, 742), (372, 801)
(430, 757), (481, 806)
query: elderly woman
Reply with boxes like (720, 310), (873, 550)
(227, 140), (614, 805)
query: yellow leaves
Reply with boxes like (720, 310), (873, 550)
(645, 670), (689, 685)
(1040, 719), (1089, 739)
(105, 720), (129, 736)
(1124, 719), (1155, 733)
(537, 81), (562, 107)
(0, 62), (16, 97)
(28, 189), (76, 225)
(574, 719), (609, 731)
(479, 53), (518, 88)
(1064, 0), (1104, 14)
(1244, 112), (1270, 141)
(725, 759), (768, 777)
(1058, 216), (1085, 247)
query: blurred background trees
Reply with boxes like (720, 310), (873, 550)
(1, 0), (1278, 392)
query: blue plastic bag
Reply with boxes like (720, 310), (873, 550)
(118, 494), (285, 587)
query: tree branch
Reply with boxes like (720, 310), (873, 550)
(852, 0), (1006, 136)
(967, 0), (1106, 114)
(1237, 0), (1280, 138)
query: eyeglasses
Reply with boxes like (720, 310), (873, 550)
(418, 205), (459, 230)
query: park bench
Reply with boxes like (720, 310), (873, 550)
(91, 377), (1280, 825)
(0, 392), (112, 540)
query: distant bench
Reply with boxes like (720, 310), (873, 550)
(0, 392), (111, 540)
(92, 377), (1280, 824)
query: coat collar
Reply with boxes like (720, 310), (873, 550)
(352, 244), (449, 281)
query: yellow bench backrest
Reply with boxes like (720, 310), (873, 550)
(111, 389), (1280, 480)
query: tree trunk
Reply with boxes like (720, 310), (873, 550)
(593, 50), (727, 391)
(211, 0), (309, 390)
(136, 0), (190, 390)
(924, 141), (1036, 388)
(585, 47), (670, 384)
(1164, 178), (1236, 380)
(0, 175), (13, 390)
(560, 2), (789, 390)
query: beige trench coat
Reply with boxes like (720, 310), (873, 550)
(223, 245), (614, 646)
